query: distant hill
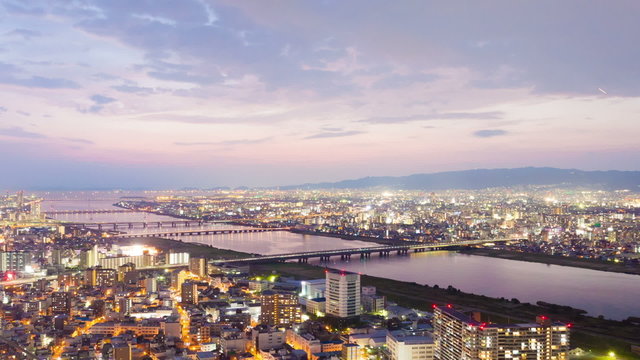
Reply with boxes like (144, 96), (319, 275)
(280, 167), (640, 191)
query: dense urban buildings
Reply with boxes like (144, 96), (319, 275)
(2, 187), (640, 359)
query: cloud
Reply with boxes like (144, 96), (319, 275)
(90, 94), (116, 104)
(17, 111), (31, 116)
(174, 137), (271, 146)
(140, 113), (282, 125)
(473, 129), (508, 138)
(0, 127), (47, 139)
(131, 14), (177, 27)
(5, 28), (42, 39)
(372, 73), (439, 89)
(0, 106), (6, 113)
(62, 137), (94, 145)
(304, 130), (364, 139)
(112, 84), (155, 94)
(361, 112), (504, 124)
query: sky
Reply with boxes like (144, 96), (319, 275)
(0, 0), (639, 189)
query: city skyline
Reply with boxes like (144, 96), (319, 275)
(1, 1), (639, 188)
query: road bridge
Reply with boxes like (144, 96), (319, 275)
(67, 219), (210, 230)
(114, 227), (290, 238)
(213, 238), (520, 264)
(45, 209), (134, 215)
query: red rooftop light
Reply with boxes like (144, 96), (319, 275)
(446, 304), (452, 308)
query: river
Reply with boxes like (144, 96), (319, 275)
(41, 195), (640, 320)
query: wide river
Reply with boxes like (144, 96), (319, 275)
(42, 196), (640, 320)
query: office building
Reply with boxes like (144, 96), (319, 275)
(433, 306), (570, 360)
(325, 269), (360, 318)
(260, 290), (301, 326)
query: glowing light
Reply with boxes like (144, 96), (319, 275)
(120, 245), (158, 256)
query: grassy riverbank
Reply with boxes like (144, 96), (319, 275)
(461, 248), (640, 275)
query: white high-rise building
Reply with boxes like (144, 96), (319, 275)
(325, 269), (360, 318)
(387, 331), (434, 360)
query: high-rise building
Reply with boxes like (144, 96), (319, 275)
(433, 306), (570, 360)
(387, 332), (434, 360)
(51, 291), (72, 315)
(118, 297), (133, 314)
(189, 257), (208, 277)
(325, 269), (361, 318)
(144, 277), (157, 293)
(260, 290), (301, 326)
(171, 269), (188, 291)
(181, 281), (199, 305)
(80, 245), (99, 268)
(0, 251), (32, 272)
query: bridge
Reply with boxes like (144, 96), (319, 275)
(67, 219), (209, 230)
(45, 209), (134, 215)
(114, 227), (290, 238)
(213, 238), (520, 264)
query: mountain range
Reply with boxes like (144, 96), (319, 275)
(279, 167), (640, 191)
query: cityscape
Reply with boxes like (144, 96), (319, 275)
(1, 1), (640, 360)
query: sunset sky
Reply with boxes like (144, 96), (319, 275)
(1, 1), (639, 189)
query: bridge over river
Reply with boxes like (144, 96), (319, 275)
(213, 238), (520, 264)
(113, 227), (290, 238)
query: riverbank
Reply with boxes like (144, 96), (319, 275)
(461, 248), (640, 276)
